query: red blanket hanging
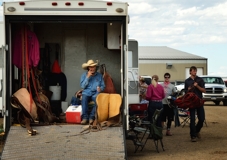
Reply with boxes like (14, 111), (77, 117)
(12, 25), (40, 69)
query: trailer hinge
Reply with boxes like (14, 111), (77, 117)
(1, 110), (8, 117)
(124, 44), (127, 51)
(2, 44), (8, 51)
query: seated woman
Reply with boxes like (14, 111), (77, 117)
(139, 77), (148, 103)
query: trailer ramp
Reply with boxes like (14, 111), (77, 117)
(1, 125), (125, 160)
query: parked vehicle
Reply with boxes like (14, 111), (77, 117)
(175, 83), (185, 95)
(173, 80), (185, 86)
(200, 75), (227, 106)
(224, 80), (227, 87)
(140, 75), (152, 85)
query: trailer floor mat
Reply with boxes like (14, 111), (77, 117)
(1, 125), (125, 160)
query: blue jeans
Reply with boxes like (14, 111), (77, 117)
(189, 106), (205, 138)
(81, 94), (97, 120)
(148, 101), (163, 127)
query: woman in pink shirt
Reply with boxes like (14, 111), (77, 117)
(146, 75), (165, 127)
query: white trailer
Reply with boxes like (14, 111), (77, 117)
(0, 0), (133, 159)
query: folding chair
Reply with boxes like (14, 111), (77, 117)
(127, 109), (151, 153)
(178, 108), (190, 128)
(140, 108), (165, 153)
(203, 119), (208, 127)
(127, 115), (147, 153)
(178, 108), (208, 128)
(128, 104), (148, 147)
(129, 103), (148, 119)
(126, 134), (144, 153)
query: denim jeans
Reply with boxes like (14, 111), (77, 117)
(148, 101), (163, 127)
(189, 106), (205, 138)
(81, 93), (98, 120)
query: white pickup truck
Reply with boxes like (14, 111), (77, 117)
(201, 75), (227, 106)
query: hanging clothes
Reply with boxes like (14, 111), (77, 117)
(38, 45), (51, 90)
(52, 60), (62, 73)
(49, 60), (67, 101)
(12, 27), (40, 69)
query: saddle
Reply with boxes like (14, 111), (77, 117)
(11, 87), (60, 135)
(100, 64), (116, 93)
(11, 88), (38, 121)
(96, 93), (122, 126)
(78, 93), (122, 135)
(11, 88), (38, 135)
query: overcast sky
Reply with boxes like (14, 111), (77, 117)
(1, 0), (227, 76)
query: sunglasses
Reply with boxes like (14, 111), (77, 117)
(164, 77), (170, 78)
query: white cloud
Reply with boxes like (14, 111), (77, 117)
(202, 2), (227, 17)
(174, 20), (199, 26)
(128, 2), (158, 14)
(128, 0), (227, 47)
(176, 6), (199, 17)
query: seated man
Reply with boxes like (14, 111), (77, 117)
(80, 59), (105, 125)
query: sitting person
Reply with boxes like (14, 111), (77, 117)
(139, 77), (148, 103)
(70, 89), (82, 106)
(80, 59), (105, 125)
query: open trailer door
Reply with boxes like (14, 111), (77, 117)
(0, 22), (7, 132)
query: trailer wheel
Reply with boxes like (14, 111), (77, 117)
(180, 90), (185, 96)
(214, 101), (220, 105)
(223, 100), (227, 106)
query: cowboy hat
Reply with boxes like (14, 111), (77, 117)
(82, 59), (98, 70)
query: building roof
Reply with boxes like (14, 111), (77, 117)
(139, 46), (207, 60)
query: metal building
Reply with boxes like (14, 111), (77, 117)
(139, 46), (207, 82)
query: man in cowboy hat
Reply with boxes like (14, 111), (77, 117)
(80, 59), (105, 125)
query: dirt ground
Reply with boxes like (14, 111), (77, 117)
(0, 102), (226, 160)
(126, 102), (227, 160)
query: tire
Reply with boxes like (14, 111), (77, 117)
(223, 100), (227, 106)
(180, 90), (185, 96)
(214, 101), (220, 105)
